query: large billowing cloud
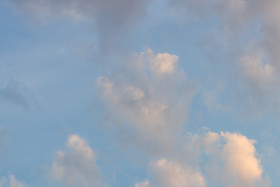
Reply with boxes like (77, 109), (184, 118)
(50, 134), (105, 187)
(97, 49), (198, 154)
(135, 131), (270, 187)
(96, 49), (270, 186)
(0, 174), (27, 187)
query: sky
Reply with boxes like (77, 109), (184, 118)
(1, 0), (280, 186)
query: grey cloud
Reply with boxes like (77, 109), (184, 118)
(0, 81), (30, 109)
(170, 0), (280, 117)
(7, 0), (149, 52)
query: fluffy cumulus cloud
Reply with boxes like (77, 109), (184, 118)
(96, 49), (270, 186)
(50, 134), (105, 187)
(135, 159), (205, 187)
(0, 174), (27, 187)
(201, 131), (270, 187)
(219, 133), (264, 186)
(97, 49), (198, 153)
(135, 131), (270, 187)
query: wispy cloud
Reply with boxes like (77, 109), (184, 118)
(0, 80), (30, 110)
(6, 0), (149, 52)
(171, 0), (280, 117)
(0, 174), (27, 187)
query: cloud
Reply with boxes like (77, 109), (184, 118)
(97, 49), (198, 154)
(240, 54), (279, 94)
(236, 51), (280, 116)
(170, 0), (280, 117)
(0, 81), (30, 109)
(135, 181), (151, 187)
(7, 0), (148, 23)
(170, 0), (249, 31)
(6, 0), (149, 52)
(0, 174), (27, 187)
(50, 134), (105, 187)
(135, 159), (205, 187)
(201, 131), (270, 187)
(136, 131), (270, 187)
(170, 0), (274, 35)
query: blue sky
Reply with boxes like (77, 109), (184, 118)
(1, 0), (280, 187)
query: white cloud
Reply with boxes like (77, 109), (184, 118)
(0, 174), (27, 187)
(219, 132), (263, 186)
(148, 51), (178, 75)
(97, 49), (198, 154)
(136, 131), (270, 187)
(50, 134), (105, 187)
(137, 159), (205, 187)
(135, 181), (151, 187)
(202, 131), (270, 187)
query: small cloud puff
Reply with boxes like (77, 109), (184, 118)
(50, 134), (105, 187)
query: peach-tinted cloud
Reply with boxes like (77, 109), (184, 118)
(203, 131), (271, 187)
(136, 130), (270, 187)
(97, 49), (198, 154)
(50, 134), (105, 187)
(135, 159), (205, 187)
